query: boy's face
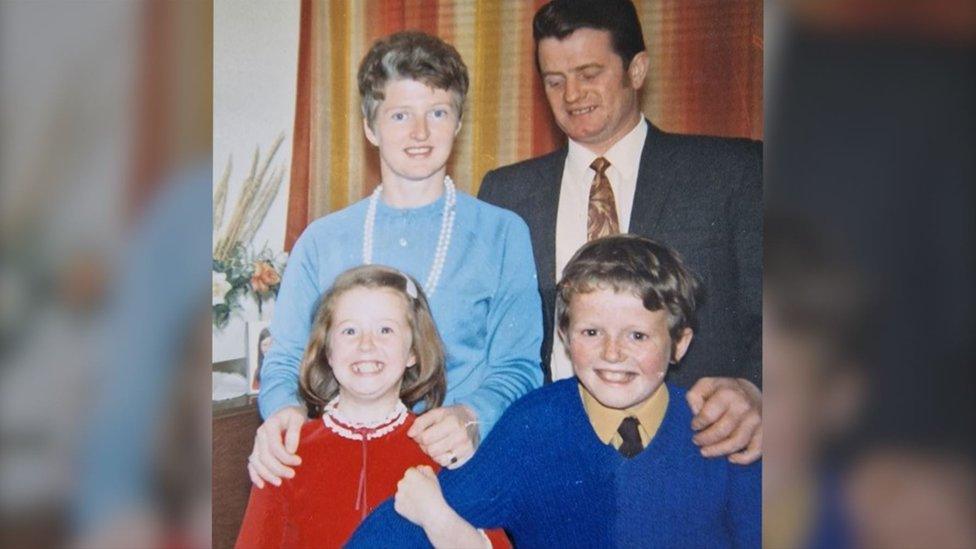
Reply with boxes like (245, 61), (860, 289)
(564, 288), (692, 410)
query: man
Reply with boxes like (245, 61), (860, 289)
(478, 0), (762, 462)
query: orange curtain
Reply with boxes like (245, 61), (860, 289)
(286, 0), (762, 250)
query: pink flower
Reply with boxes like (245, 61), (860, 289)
(250, 261), (281, 294)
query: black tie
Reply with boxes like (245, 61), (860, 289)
(617, 416), (643, 458)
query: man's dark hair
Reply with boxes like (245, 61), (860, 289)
(533, 0), (646, 67)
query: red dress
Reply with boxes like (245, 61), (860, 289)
(235, 412), (509, 548)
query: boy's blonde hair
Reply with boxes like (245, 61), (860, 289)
(556, 234), (702, 358)
(299, 265), (446, 417)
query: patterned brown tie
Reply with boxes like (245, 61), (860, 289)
(587, 157), (619, 241)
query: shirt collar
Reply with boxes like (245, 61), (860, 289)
(565, 117), (647, 186)
(579, 380), (668, 446)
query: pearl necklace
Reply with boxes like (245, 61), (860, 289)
(362, 176), (456, 297)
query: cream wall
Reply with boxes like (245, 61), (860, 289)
(213, 0), (300, 362)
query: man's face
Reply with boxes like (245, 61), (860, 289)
(538, 28), (647, 155)
(565, 288), (692, 410)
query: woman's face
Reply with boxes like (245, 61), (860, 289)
(364, 78), (460, 185)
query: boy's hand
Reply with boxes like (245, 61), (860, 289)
(686, 377), (762, 464)
(409, 405), (480, 469)
(394, 465), (450, 528)
(247, 405), (306, 488)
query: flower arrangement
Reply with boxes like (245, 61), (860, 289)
(212, 134), (289, 328)
(212, 244), (286, 328)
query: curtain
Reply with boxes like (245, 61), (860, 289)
(286, 0), (762, 250)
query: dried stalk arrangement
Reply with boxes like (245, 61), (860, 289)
(213, 133), (286, 261)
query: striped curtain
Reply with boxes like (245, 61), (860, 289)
(286, 0), (762, 249)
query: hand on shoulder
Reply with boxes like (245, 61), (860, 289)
(408, 404), (480, 469)
(686, 377), (762, 464)
(247, 405), (306, 488)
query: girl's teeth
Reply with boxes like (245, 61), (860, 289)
(353, 362), (382, 374)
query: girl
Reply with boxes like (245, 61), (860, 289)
(236, 265), (504, 548)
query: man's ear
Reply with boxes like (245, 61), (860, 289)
(363, 117), (379, 146)
(670, 328), (694, 364)
(627, 51), (650, 90)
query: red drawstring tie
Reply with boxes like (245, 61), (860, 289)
(354, 428), (369, 519)
(326, 415), (402, 519)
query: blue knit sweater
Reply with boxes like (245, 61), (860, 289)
(259, 191), (543, 437)
(348, 379), (761, 548)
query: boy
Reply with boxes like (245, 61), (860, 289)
(348, 234), (760, 548)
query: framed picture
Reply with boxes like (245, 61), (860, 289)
(247, 320), (272, 394)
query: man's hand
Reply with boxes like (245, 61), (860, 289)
(394, 465), (449, 528)
(686, 377), (762, 464)
(408, 404), (479, 469)
(247, 405), (306, 488)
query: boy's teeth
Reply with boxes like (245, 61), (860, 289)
(598, 370), (631, 383)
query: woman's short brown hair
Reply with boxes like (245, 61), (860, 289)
(357, 31), (469, 127)
(556, 234), (703, 346)
(298, 265), (447, 417)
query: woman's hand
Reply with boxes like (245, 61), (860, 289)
(408, 404), (480, 469)
(247, 405), (306, 488)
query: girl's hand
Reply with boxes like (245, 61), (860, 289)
(394, 466), (449, 528)
(247, 405), (306, 488)
(408, 405), (480, 469)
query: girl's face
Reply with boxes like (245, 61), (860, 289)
(363, 78), (460, 186)
(327, 287), (415, 407)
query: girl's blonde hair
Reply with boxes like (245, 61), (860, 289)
(298, 265), (447, 417)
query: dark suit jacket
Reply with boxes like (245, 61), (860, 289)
(478, 121), (762, 389)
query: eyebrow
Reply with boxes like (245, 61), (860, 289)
(334, 316), (405, 324)
(541, 63), (604, 78)
(379, 101), (453, 112)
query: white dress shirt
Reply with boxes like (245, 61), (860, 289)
(551, 118), (648, 380)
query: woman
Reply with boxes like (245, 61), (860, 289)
(248, 31), (542, 488)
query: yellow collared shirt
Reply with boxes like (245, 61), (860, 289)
(579, 382), (669, 449)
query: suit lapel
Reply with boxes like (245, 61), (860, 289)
(531, 147), (566, 287)
(629, 121), (677, 237)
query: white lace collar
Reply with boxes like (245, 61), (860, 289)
(321, 397), (409, 441)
